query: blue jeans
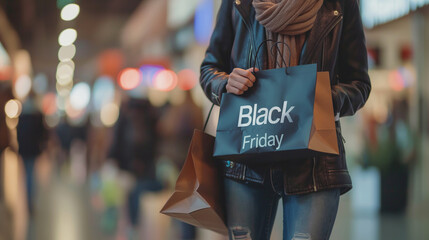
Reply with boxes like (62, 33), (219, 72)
(23, 157), (36, 215)
(224, 169), (340, 240)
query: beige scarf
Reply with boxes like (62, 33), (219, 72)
(253, 0), (323, 68)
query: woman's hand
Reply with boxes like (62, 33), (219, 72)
(226, 68), (259, 95)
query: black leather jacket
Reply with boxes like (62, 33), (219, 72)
(200, 0), (371, 195)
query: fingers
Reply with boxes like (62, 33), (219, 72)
(227, 68), (261, 95)
(248, 67), (259, 73)
(226, 84), (244, 95)
(234, 68), (256, 83)
(229, 78), (249, 91)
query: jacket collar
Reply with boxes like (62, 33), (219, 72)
(234, 0), (254, 26)
(234, 0), (343, 65)
(301, 2), (343, 64)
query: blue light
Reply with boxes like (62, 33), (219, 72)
(139, 65), (165, 86)
(93, 76), (115, 110)
(194, 0), (214, 45)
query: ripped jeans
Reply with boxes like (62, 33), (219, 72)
(224, 169), (340, 240)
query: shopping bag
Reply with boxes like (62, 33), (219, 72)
(161, 112), (227, 235)
(213, 41), (338, 163)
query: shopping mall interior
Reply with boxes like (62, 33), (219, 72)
(1, 0), (429, 239)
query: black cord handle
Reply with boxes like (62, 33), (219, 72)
(252, 39), (292, 75)
(203, 103), (215, 132)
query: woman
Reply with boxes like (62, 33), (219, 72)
(200, 0), (371, 239)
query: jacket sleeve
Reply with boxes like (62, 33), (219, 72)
(332, 0), (371, 117)
(200, 0), (234, 105)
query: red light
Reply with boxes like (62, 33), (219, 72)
(388, 70), (404, 92)
(118, 68), (141, 90)
(177, 69), (197, 91)
(153, 70), (178, 92)
(42, 93), (57, 115)
(98, 49), (124, 78)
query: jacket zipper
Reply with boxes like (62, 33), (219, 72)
(317, 15), (343, 51)
(234, 4), (257, 67)
(312, 157), (317, 191)
(248, 42), (253, 69)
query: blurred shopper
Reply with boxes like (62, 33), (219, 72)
(17, 94), (47, 216)
(158, 91), (203, 240)
(108, 97), (163, 235)
(158, 91), (203, 169)
(200, 0), (371, 239)
(366, 98), (415, 213)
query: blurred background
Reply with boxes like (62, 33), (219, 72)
(0, 0), (428, 239)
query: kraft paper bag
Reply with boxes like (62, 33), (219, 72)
(213, 63), (338, 163)
(161, 129), (227, 235)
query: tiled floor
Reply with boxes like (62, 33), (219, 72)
(21, 166), (429, 240)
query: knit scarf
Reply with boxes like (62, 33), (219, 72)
(253, 0), (323, 68)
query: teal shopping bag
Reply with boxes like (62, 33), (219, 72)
(213, 41), (338, 163)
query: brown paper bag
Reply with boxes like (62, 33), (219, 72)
(160, 129), (227, 235)
(308, 72), (339, 154)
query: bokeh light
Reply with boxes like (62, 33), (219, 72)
(56, 81), (73, 97)
(6, 116), (19, 129)
(45, 112), (61, 128)
(93, 76), (115, 110)
(153, 69), (178, 92)
(58, 28), (77, 46)
(194, 0), (214, 45)
(4, 99), (22, 119)
(389, 70), (405, 92)
(66, 99), (85, 119)
(98, 50), (124, 78)
(33, 73), (48, 95)
(3, 148), (19, 207)
(177, 69), (197, 90)
(148, 88), (168, 107)
(69, 82), (91, 110)
(42, 93), (58, 115)
(56, 95), (66, 111)
(100, 103), (119, 127)
(140, 65), (164, 86)
(118, 68), (141, 90)
(58, 44), (76, 62)
(56, 61), (75, 85)
(61, 3), (80, 21)
(13, 50), (32, 77)
(169, 88), (186, 106)
(0, 42), (11, 81)
(14, 75), (32, 99)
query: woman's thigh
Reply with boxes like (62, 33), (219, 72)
(224, 177), (280, 240)
(282, 188), (340, 240)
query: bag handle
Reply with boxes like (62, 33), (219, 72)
(252, 39), (292, 75)
(203, 103), (215, 132)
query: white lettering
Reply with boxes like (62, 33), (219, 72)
(252, 104), (257, 126)
(268, 107), (281, 124)
(241, 133), (284, 151)
(275, 134), (284, 150)
(268, 135), (275, 147)
(256, 108), (268, 125)
(280, 101), (295, 123)
(242, 135), (251, 149)
(238, 105), (252, 127)
(237, 101), (294, 127)
(258, 133), (267, 147)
